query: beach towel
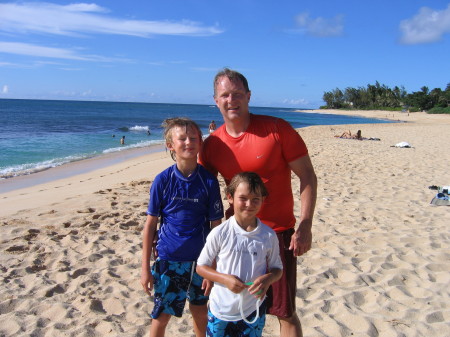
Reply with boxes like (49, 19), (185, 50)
(391, 141), (413, 148)
(430, 193), (450, 206)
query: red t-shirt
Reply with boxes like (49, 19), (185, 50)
(199, 114), (308, 232)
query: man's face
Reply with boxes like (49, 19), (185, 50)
(214, 76), (251, 123)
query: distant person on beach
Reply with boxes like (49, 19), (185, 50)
(197, 172), (283, 337)
(335, 130), (380, 141)
(141, 117), (224, 337)
(336, 129), (362, 140)
(199, 68), (317, 337)
(209, 120), (217, 134)
(120, 136), (125, 145)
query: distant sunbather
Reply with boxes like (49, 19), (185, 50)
(335, 130), (381, 141)
(336, 130), (363, 140)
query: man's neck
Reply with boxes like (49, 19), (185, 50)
(225, 113), (251, 138)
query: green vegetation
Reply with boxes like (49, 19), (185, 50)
(322, 82), (450, 114)
(427, 107), (450, 114)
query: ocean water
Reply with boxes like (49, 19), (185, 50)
(0, 99), (392, 179)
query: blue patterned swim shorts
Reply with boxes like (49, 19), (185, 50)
(206, 301), (267, 337)
(151, 258), (208, 318)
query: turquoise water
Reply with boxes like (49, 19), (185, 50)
(0, 99), (392, 178)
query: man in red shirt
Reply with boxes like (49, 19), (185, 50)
(199, 68), (317, 336)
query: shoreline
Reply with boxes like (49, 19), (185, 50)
(0, 147), (173, 217)
(1, 109), (449, 336)
(298, 108), (419, 121)
(1, 109), (398, 194)
(0, 143), (166, 194)
(1, 109), (447, 214)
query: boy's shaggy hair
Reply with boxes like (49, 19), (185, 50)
(162, 117), (202, 161)
(226, 172), (268, 198)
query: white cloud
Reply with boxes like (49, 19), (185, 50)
(81, 89), (93, 97)
(0, 42), (89, 60)
(0, 2), (223, 37)
(1, 85), (9, 94)
(282, 98), (309, 106)
(0, 61), (22, 67)
(0, 42), (130, 62)
(293, 12), (344, 37)
(64, 3), (108, 13)
(400, 4), (450, 44)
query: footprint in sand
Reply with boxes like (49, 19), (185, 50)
(5, 245), (29, 254)
(88, 253), (103, 262)
(89, 299), (106, 313)
(71, 268), (89, 279)
(77, 208), (96, 214)
(38, 210), (56, 216)
(88, 222), (100, 229)
(0, 298), (20, 315)
(119, 220), (139, 230)
(44, 284), (65, 297)
(426, 311), (445, 323)
(23, 228), (40, 241)
(25, 262), (46, 273)
(58, 260), (71, 272)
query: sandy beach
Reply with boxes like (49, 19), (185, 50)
(1, 110), (449, 336)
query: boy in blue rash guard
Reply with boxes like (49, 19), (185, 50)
(141, 117), (224, 337)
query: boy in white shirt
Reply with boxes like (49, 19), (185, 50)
(197, 172), (283, 336)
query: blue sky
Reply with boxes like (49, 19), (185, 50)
(0, 0), (449, 108)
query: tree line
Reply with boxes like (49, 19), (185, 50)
(322, 82), (450, 114)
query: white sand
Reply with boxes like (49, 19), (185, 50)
(1, 110), (449, 336)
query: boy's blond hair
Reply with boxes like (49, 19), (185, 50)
(162, 117), (202, 161)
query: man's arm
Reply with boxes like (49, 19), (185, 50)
(288, 155), (317, 256)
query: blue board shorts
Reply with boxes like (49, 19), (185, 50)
(206, 301), (267, 337)
(151, 258), (208, 318)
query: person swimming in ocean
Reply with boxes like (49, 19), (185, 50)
(208, 120), (217, 134)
